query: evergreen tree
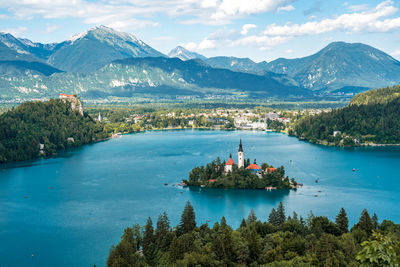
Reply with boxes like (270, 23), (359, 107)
(240, 218), (247, 228)
(246, 209), (257, 224)
(292, 211), (299, 222)
(277, 202), (286, 226)
(336, 208), (349, 233)
(355, 209), (373, 234)
(372, 213), (379, 230)
(212, 216), (234, 264)
(246, 226), (262, 262)
(142, 217), (156, 265)
(268, 208), (279, 226)
(155, 212), (170, 251)
(132, 224), (142, 251)
(178, 201), (196, 235)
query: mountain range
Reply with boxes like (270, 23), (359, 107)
(1, 25), (400, 100)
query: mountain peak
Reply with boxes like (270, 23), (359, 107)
(168, 46), (206, 61)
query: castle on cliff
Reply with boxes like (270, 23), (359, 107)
(59, 93), (83, 115)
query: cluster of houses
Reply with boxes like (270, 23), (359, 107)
(234, 112), (291, 130)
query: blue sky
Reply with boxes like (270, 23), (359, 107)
(1, 0), (400, 62)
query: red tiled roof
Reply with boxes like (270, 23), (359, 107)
(209, 179), (217, 183)
(266, 167), (276, 172)
(246, 164), (261, 170)
(59, 93), (75, 97)
(226, 157), (235, 165)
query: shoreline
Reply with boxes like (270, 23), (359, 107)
(295, 137), (400, 148)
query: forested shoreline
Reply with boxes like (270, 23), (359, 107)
(292, 86), (400, 146)
(0, 99), (108, 163)
(107, 202), (399, 266)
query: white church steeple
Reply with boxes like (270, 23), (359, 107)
(238, 139), (244, 168)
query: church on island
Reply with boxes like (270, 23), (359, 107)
(224, 139), (276, 177)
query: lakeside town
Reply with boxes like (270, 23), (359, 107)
(88, 104), (331, 134)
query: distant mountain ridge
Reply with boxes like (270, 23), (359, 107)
(0, 57), (310, 99)
(204, 56), (268, 73)
(265, 42), (400, 91)
(168, 46), (206, 61)
(47, 26), (165, 72)
(1, 26), (400, 99)
(0, 26), (165, 73)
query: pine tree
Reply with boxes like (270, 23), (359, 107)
(142, 217), (156, 264)
(246, 209), (257, 224)
(292, 211), (299, 223)
(277, 202), (286, 226)
(178, 201), (196, 235)
(155, 212), (170, 251)
(268, 208), (279, 226)
(212, 216), (234, 264)
(132, 224), (142, 251)
(335, 208), (349, 233)
(372, 213), (379, 230)
(356, 209), (373, 234)
(240, 218), (247, 228)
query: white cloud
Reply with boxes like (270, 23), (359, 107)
(263, 0), (400, 37)
(211, 0), (296, 20)
(278, 5), (295, 13)
(184, 1), (400, 53)
(1, 0), (297, 27)
(240, 24), (257, 35)
(0, 26), (28, 37)
(345, 3), (370, 12)
(183, 42), (198, 51)
(391, 49), (400, 60)
(286, 49), (293, 53)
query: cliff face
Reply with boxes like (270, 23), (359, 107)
(59, 94), (83, 115)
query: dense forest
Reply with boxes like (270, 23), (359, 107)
(184, 158), (297, 189)
(350, 85), (400, 106)
(107, 201), (400, 266)
(0, 99), (107, 163)
(293, 86), (400, 146)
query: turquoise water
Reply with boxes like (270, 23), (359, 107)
(1, 130), (400, 267)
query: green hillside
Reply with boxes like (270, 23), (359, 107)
(0, 99), (107, 163)
(350, 85), (400, 105)
(0, 57), (310, 100)
(293, 86), (400, 146)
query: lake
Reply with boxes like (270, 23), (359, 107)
(1, 130), (399, 267)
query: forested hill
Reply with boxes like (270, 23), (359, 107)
(293, 86), (400, 146)
(350, 85), (400, 106)
(0, 99), (107, 163)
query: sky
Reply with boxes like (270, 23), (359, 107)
(1, 0), (400, 62)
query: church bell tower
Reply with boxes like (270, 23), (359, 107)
(238, 139), (244, 168)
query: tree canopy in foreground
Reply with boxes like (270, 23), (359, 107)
(107, 202), (400, 267)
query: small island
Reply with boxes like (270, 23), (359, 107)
(183, 140), (301, 190)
